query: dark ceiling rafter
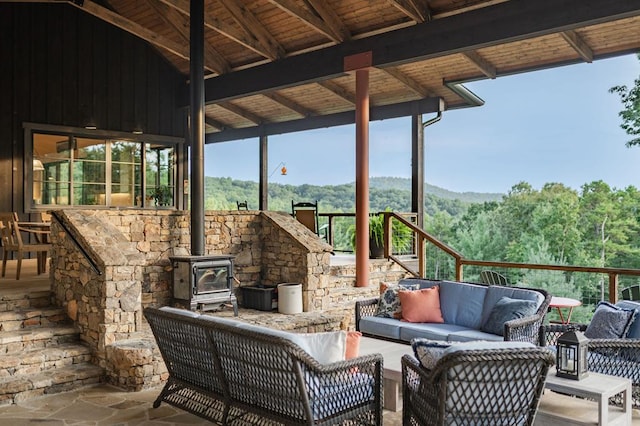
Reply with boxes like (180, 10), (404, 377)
(306, 0), (351, 42)
(205, 116), (227, 132)
(69, 0), (194, 63)
(262, 92), (315, 118)
(218, 0), (285, 61)
(317, 81), (356, 105)
(218, 102), (265, 125)
(197, 0), (640, 106)
(157, 0), (275, 60)
(145, 0), (230, 75)
(207, 97), (445, 143)
(561, 29), (594, 62)
(388, 0), (432, 23)
(379, 67), (433, 97)
(462, 50), (497, 78)
(267, 0), (347, 43)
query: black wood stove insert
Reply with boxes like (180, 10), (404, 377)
(170, 255), (238, 315)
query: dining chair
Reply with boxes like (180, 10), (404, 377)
(0, 212), (51, 279)
(480, 270), (510, 285)
(622, 285), (640, 301)
(236, 200), (248, 211)
(291, 200), (320, 235)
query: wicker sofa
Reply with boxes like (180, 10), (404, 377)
(356, 279), (550, 344)
(144, 306), (383, 425)
(539, 299), (640, 409)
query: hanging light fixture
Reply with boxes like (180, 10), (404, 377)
(33, 159), (45, 171)
(269, 162), (287, 177)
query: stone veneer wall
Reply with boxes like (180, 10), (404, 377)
(49, 209), (333, 390)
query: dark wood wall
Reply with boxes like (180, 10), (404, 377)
(0, 3), (187, 216)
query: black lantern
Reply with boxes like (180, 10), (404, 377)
(556, 330), (589, 380)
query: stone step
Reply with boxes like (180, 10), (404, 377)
(0, 362), (103, 406)
(0, 289), (52, 313)
(0, 307), (70, 332)
(0, 342), (92, 378)
(0, 325), (80, 355)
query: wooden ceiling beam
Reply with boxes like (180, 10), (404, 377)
(317, 81), (356, 105)
(218, 102), (265, 125)
(388, 0), (431, 23)
(198, 0), (640, 105)
(262, 93), (314, 118)
(218, 0), (285, 61)
(70, 0), (193, 62)
(267, 0), (346, 43)
(306, 0), (351, 41)
(462, 50), (497, 79)
(379, 67), (432, 97)
(145, 0), (230, 75)
(157, 0), (274, 60)
(205, 116), (227, 131)
(561, 30), (594, 63)
(206, 97), (444, 143)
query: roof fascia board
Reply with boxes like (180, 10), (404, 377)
(205, 97), (444, 143)
(188, 0), (640, 107)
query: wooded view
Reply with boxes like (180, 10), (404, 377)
(205, 176), (640, 323)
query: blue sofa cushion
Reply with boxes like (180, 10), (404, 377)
(584, 301), (636, 339)
(480, 286), (544, 326)
(438, 281), (487, 329)
(399, 323), (470, 343)
(616, 301), (640, 339)
(447, 329), (504, 342)
(480, 296), (538, 336)
(358, 316), (403, 340)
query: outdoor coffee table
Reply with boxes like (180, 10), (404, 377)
(535, 368), (632, 426)
(359, 336), (413, 412)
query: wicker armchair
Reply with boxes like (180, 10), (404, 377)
(539, 323), (640, 409)
(144, 307), (383, 425)
(402, 347), (554, 426)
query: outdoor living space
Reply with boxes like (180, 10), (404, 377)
(2, 259), (640, 425)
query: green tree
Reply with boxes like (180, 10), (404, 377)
(610, 54), (640, 147)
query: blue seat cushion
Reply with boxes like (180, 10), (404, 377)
(399, 323), (470, 342)
(358, 316), (402, 340)
(447, 329), (504, 342)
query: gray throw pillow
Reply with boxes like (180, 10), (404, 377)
(584, 301), (636, 339)
(411, 338), (452, 370)
(480, 296), (537, 336)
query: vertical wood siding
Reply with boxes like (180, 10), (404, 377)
(0, 3), (187, 215)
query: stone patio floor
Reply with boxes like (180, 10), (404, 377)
(0, 383), (403, 425)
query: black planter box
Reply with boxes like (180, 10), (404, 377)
(241, 285), (278, 311)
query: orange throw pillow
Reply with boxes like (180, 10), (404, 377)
(399, 286), (444, 323)
(345, 331), (362, 359)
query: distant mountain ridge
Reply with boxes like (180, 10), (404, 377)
(368, 177), (503, 203)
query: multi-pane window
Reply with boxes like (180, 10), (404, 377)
(29, 128), (179, 210)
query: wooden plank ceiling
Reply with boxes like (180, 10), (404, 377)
(66, 0), (640, 142)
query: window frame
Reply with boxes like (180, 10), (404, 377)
(24, 122), (184, 212)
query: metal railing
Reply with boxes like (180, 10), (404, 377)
(382, 211), (640, 306)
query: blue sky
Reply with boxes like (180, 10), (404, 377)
(205, 54), (640, 194)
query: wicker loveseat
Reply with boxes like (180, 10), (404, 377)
(401, 342), (555, 426)
(356, 279), (551, 345)
(539, 300), (640, 409)
(144, 307), (383, 425)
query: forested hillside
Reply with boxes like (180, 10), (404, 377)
(204, 176), (493, 215)
(205, 177), (640, 321)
